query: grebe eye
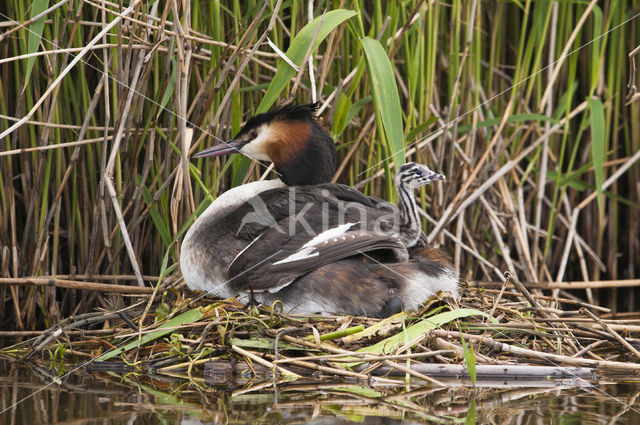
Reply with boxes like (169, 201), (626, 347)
(249, 130), (258, 140)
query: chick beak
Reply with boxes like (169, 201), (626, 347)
(429, 172), (446, 182)
(192, 139), (245, 159)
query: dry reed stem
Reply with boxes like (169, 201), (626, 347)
(0, 0), (70, 42)
(431, 329), (640, 371)
(533, 1), (558, 277)
(232, 344), (302, 379)
(557, 146), (640, 282)
(210, 1), (273, 128)
(0, 277), (154, 294)
(381, 359), (445, 386)
(419, 210), (504, 279)
(268, 353), (369, 379)
(429, 100), (588, 241)
(428, 96), (516, 242)
(581, 308), (640, 360)
(104, 179), (145, 287)
(274, 350), (453, 364)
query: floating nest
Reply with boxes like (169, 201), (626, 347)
(3, 273), (640, 389)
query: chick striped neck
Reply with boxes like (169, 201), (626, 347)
(396, 182), (422, 247)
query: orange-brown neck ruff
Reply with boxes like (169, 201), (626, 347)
(266, 120), (311, 164)
(266, 119), (335, 186)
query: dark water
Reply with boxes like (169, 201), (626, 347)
(1, 358), (640, 424)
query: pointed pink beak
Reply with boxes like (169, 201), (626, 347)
(193, 140), (245, 158)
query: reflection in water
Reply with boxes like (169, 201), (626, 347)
(1, 358), (640, 424)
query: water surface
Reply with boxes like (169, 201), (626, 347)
(1, 358), (639, 424)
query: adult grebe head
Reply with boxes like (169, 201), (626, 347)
(194, 102), (336, 185)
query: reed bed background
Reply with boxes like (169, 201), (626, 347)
(1, 0), (639, 330)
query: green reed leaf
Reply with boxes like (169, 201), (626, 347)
(588, 97), (606, 215)
(360, 37), (405, 167)
(97, 308), (203, 361)
(24, 0), (49, 89)
(257, 9), (357, 113)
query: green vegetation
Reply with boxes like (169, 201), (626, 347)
(0, 1), (639, 330)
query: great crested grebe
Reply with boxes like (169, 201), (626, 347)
(180, 103), (458, 316)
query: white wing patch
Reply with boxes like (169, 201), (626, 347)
(272, 222), (359, 265)
(271, 249), (320, 265)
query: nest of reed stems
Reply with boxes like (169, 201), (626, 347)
(3, 272), (640, 386)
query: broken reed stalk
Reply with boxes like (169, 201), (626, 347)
(266, 353), (370, 380)
(430, 329), (640, 371)
(470, 279), (640, 289)
(231, 344), (302, 379)
(273, 350), (454, 364)
(0, 277), (154, 294)
(580, 308), (640, 360)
